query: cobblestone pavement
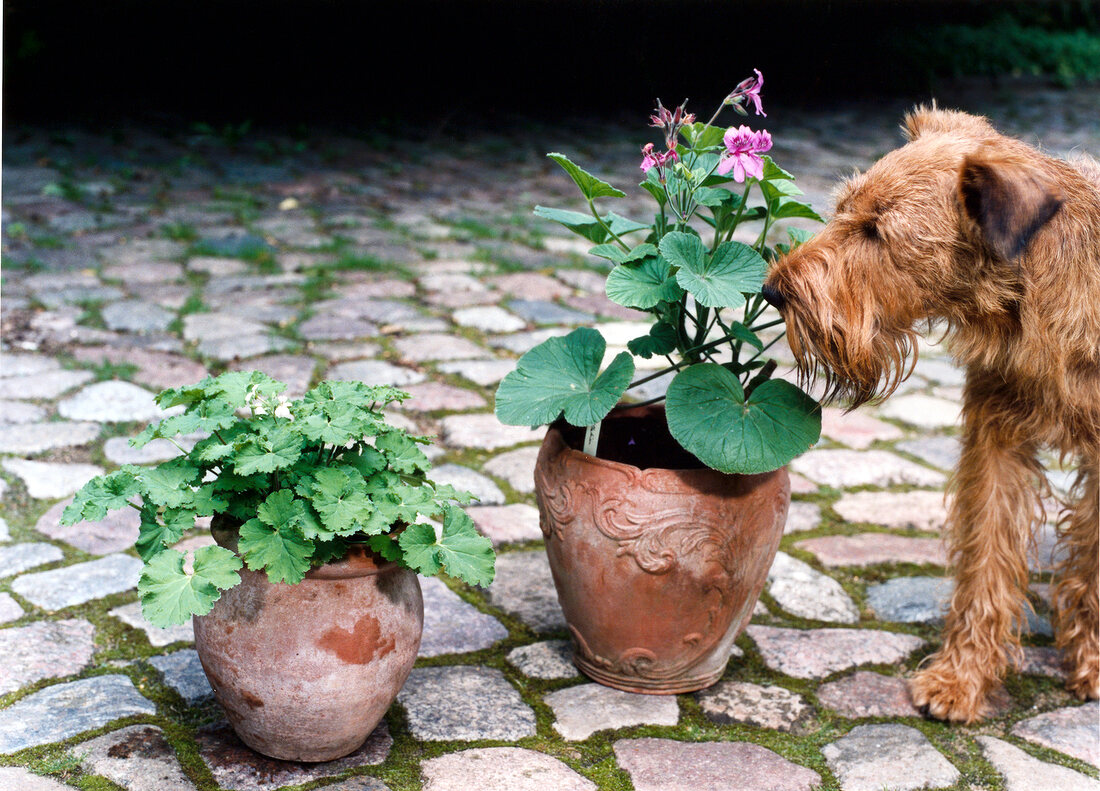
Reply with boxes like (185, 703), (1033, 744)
(2, 82), (1098, 790)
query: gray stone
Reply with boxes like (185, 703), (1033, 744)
(187, 256), (247, 276)
(195, 333), (297, 361)
(816, 671), (922, 718)
(182, 312), (266, 341)
(197, 719), (391, 791)
(0, 542), (64, 577)
(783, 501), (822, 533)
(149, 650), (212, 703)
(483, 446), (540, 493)
(876, 395), (961, 430)
(0, 618), (95, 694)
(297, 314), (379, 341)
(103, 434), (200, 465)
(0, 354), (61, 378)
(419, 576), (508, 657)
(766, 551), (859, 623)
(453, 306), (526, 332)
(976, 735), (1100, 791)
(833, 490), (949, 531)
(896, 436), (962, 472)
(0, 369), (94, 400)
(440, 413), (542, 450)
(392, 333), (488, 362)
(327, 359), (426, 387)
(1012, 703), (1100, 768)
(508, 299), (593, 325)
(1, 458), (104, 499)
(0, 517), (8, 539)
(820, 407), (904, 449)
(228, 354), (317, 397)
(822, 724), (960, 791)
(746, 626), (926, 679)
(36, 498), (140, 555)
(0, 593), (24, 624)
(11, 554), (143, 610)
(545, 683), (679, 740)
(0, 421), (101, 454)
(101, 300), (175, 333)
(421, 747), (596, 791)
(0, 675), (155, 753)
(614, 738), (821, 791)
(110, 602), (194, 647)
(436, 358), (517, 386)
(73, 724), (197, 791)
(57, 381), (166, 423)
(316, 779), (391, 791)
(488, 550), (566, 632)
(506, 639), (580, 679)
(866, 577), (952, 623)
(0, 768), (73, 790)
(431, 464), (505, 505)
(695, 681), (811, 731)
(791, 449), (946, 489)
(397, 666), (536, 741)
(0, 400), (47, 423)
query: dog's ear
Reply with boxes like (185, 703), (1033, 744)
(958, 146), (1063, 261)
(904, 106), (995, 141)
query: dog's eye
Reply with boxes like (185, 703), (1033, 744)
(861, 220), (880, 240)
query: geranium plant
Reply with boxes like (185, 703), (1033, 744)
(495, 71), (823, 473)
(63, 371), (495, 627)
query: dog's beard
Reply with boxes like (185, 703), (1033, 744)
(783, 303), (919, 409)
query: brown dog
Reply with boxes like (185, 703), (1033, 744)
(762, 106), (1100, 723)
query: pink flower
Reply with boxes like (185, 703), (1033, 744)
(745, 69), (765, 116)
(717, 126), (773, 182)
(640, 142), (678, 173)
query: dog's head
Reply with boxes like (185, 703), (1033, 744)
(763, 107), (1063, 406)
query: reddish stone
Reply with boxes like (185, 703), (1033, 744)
(816, 671), (922, 718)
(467, 504), (542, 545)
(746, 625), (926, 679)
(820, 406), (904, 449)
(565, 295), (644, 320)
(488, 273), (572, 300)
(614, 738), (820, 791)
(72, 347), (207, 391)
(795, 533), (947, 567)
(397, 382), (487, 412)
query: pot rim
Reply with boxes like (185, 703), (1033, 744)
(547, 402), (787, 483)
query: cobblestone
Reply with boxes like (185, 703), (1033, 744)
(746, 625), (926, 679)
(73, 725), (198, 791)
(11, 554), (143, 610)
(1, 458), (104, 499)
(419, 576), (508, 658)
(614, 738), (821, 791)
(822, 724), (960, 791)
(832, 490), (949, 531)
(1011, 703), (1100, 768)
(766, 551), (859, 623)
(545, 683), (679, 740)
(487, 550), (566, 633)
(0, 542), (64, 577)
(149, 650), (213, 703)
(0, 618), (95, 694)
(421, 747), (595, 791)
(506, 639), (579, 679)
(816, 671), (922, 718)
(36, 498), (140, 554)
(0, 675), (155, 753)
(0, 420), (93, 455)
(467, 504), (543, 545)
(696, 681), (811, 731)
(482, 445), (540, 493)
(57, 381), (167, 423)
(791, 449), (946, 488)
(397, 666), (537, 741)
(796, 533), (947, 567)
(977, 735), (1100, 791)
(440, 413), (542, 449)
(110, 602), (194, 647)
(430, 463), (505, 505)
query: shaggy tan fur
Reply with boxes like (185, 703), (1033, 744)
(763, 107), (1100, 723)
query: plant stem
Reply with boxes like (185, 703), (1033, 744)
(587, 198), (630, 251)
(724, 183), (752, 244)
(614, 394), (667, 410)
(749, 317), (785, 332)
(627, 330), (742, 390)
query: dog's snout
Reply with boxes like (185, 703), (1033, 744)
(761, 282), (786, 310)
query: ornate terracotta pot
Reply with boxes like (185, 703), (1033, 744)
(534, 404), (789, 694)
(193, 539), (423, 762)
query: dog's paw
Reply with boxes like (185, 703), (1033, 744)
(908, 667), (997, 724)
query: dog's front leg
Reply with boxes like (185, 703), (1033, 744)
(1053, 453), (1099, 701)
(909, 377), (1043, 723)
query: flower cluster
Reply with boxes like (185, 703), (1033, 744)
(641, 69), (770, 182)
(718, 126), (773, 182)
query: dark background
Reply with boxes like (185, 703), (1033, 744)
(4, 0), (1098, 129)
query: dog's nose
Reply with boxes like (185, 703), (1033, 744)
(761, 282), (786, 310)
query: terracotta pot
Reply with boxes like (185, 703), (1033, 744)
(193, 540), (423, 762)
(534, 404), (789, 694)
